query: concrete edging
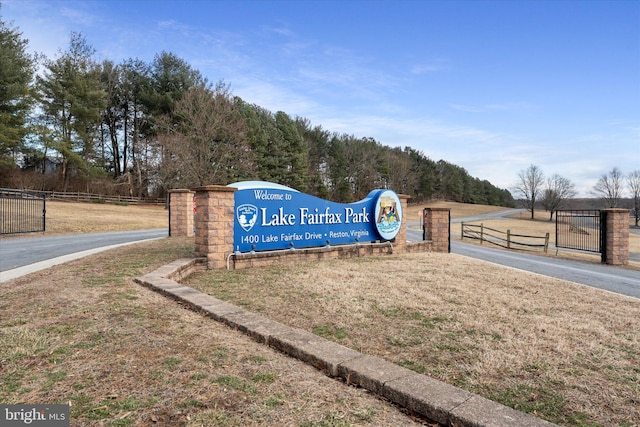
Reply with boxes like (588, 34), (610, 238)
(134, 258), (557, 427)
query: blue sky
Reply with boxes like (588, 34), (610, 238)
(3, 0), (639, 197)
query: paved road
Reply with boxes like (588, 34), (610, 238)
(451, 240), (640, 298)
(407, 213), (640, 299)
(0, 229), (167, 282)
(2, 214), (638, 299)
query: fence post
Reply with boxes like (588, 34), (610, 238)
(461, 222), (464, 240)
(480, 224), (484, 244)
(42, 195), (46, 232)
(601, 209), (630, 265)
(507, 229), (511, 249)
(544, 233), (549, 253)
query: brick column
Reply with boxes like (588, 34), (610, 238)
(393, 194), (410, 253)
(194, 185), (237, 269)
(168, 189), (194, 237)
(423, 208), (451, 253)
(602, 209), (629, 265)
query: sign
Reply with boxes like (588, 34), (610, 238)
(229, 181), (402, 253)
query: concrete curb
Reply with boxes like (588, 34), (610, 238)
(135, 258), (557, 427)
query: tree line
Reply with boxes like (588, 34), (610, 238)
(1, 17), (514, 206)
(513, 165), (640, 226)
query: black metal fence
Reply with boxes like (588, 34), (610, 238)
(555, 210), (602, 254)
(0, 189), (46, 235)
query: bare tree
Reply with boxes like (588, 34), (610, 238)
(385, 148), (418, 195)
(628, 170), (640, 226)
(156, 81), (253, 189)
(592, 167), (624, 208)
(513, 164), (544, 219)
(540, 173), (577, 221)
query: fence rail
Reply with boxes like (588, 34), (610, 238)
(461, 222), (550, 253)
(45, 191), (166, 205)
(0, 189), (46, 235)
(0, 189), (165, 206)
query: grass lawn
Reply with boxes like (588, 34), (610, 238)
(1, 200), (638, 426)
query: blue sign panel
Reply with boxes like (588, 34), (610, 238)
(229, 181), (402, 253)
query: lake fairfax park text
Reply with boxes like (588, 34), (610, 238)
(229, 181), (402, 253)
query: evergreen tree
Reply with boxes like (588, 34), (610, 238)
(99, 59), (124, 177)
(142, 51), (204, 132)
(121, 58), (152, 196)
(142, 51), (204, 196)
(236, 100), (278, 183)
(0, 13), (36, 167)
(36, 32), (106, 191)
(0, 20), (514, 203)
(295, 117), (330, 198)
(404, 147), (437, 202)
(327, 133), (351, 202)
(274, 111), (308, 191)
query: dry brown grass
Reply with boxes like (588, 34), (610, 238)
(43, 201), (168, 234)
(184, 253), (640, 426)
(406, 201), (512, 221)
(0, 238), (428, 426)
(3, 201), (639, 426)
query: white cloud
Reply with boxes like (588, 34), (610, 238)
(450, 101), (537, 113)
(231, 77), (319, 115)
(410, 58), (450, 74)
(262, 25), (295, 38)
(59, 6), (97, 26)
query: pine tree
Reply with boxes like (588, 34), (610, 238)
(0, 13), (36, 166)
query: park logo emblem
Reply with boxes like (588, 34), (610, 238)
(236, 204), (258, 232)
(374, 190), (402, 241)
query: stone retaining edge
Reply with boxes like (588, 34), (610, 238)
(134, 258), (557, 427)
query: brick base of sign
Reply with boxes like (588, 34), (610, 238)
(228, 242), (392, 270)
(405, 241), (436, 253)
(226, 240), (445, 270)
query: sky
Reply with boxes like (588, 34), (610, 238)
(2, 0), (639, 197)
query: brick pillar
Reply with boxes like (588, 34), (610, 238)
(393, 194), (410, 253)
(168, 189), (194, 237)
(194, 185), (237, 269)
(602, 209), (629, 265)
(423, 208), (451, 253)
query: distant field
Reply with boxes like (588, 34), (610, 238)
(43, 200), (168, 234)
(406, 200), (511, 220)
